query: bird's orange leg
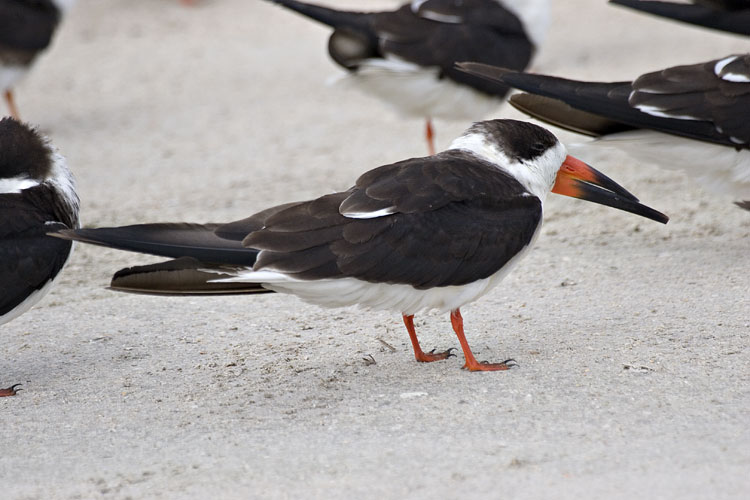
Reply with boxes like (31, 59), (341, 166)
(402, 314), (455, 363)
(450, 309), (515, 371)
(0, 384), (21, 397)
(425, 118), (436, 156)
(4, 90), (20, 121)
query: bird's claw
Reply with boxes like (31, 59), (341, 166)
(462, 358), (518, 371)
(416, 347), (456, 362)
(0, 384), (22, 397)
(429, 347), (457, 358)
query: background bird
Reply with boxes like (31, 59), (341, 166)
(458, 55), (750, 209)
(53, 119), (667, 372)
(0, 0), (75, 120)
(610, 0), (750, 36)
(0, 117), (79, 396)
(265, 0), (549, 154)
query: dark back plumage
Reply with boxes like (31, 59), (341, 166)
(0, 0), (60, 64)
(610, 0), (750, 36)
(246, 150), (542, 289)
(459, 57), (750, 148)
(268, 0), (536, 97)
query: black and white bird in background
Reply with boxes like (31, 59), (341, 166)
(458, 55), (750, 209)
(610, 0), (750, 36)
(0, 117), (79, 397)
(265, 0), (549, 155)
(53, 119), (667, 372)
(0, 0), (75, 120)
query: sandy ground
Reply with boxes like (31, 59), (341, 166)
(1, 0), (749, 498)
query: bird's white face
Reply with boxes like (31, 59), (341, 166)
(47, 151), (80, 225)
(448, 129), (567, 202)
(449, 119), (668, 224)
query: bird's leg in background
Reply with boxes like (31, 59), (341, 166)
(4, 90), (20, 121)
(450, 309), (515, 372)
(402, 314), (456, 362)
(425, 118), (436, 155)
(0, 384), (21, 397)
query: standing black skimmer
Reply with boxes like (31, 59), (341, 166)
(0, 117), (79, 396)
(53, 119), (667, 372)
(265, 0), (549, 155)
(458, 55), (750, 209)
(0, 0), (75, 120)
(610, 0), (750, 36)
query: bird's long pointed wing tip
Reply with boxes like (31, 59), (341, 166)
(455, 62), (515, 82)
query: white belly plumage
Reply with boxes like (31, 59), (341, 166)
(0, 66), (29, 92)
(331, 57), (503, 121)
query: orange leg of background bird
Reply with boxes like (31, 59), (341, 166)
(402, 314), (455, 362)
(4, 90), (20, 120)
(450, 309), (514, 371)
(425, 118), (436, 156)
(0, 384), (21, 397)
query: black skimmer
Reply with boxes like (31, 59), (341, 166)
(265, 0), (549, 154)
(610, 0), (750, 36)
(0, 117), (79, 396)
(458, 55), (750, 209)
(53, 119), (668, 372)
(0, 0), (75, 120)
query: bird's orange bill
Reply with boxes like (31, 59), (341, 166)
(552, 155), (669, 224)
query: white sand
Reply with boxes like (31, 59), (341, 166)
(1, 0), (748, 498)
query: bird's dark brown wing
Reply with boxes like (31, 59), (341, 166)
(110, 257), (270, 296)
(245, 151), (542, 289)
(374, 0), (534, 96)
(54, 223), (259, 266)
(0, 186), (71, 317)
(268, 0), (535, 96)
(458, 61), (750, 148)
(609, 0), (750, 36)
(629, 55), (750, 145)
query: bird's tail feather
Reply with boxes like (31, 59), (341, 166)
(266, 0), (371, 31)
(50, 223), (259, 266)
(110, 257), (272, 296)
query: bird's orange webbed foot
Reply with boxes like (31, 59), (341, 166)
(0, 384), (21, 397)
(462, 358), (517, 372)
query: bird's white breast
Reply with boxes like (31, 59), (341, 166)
(331, 57), (503, 121)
